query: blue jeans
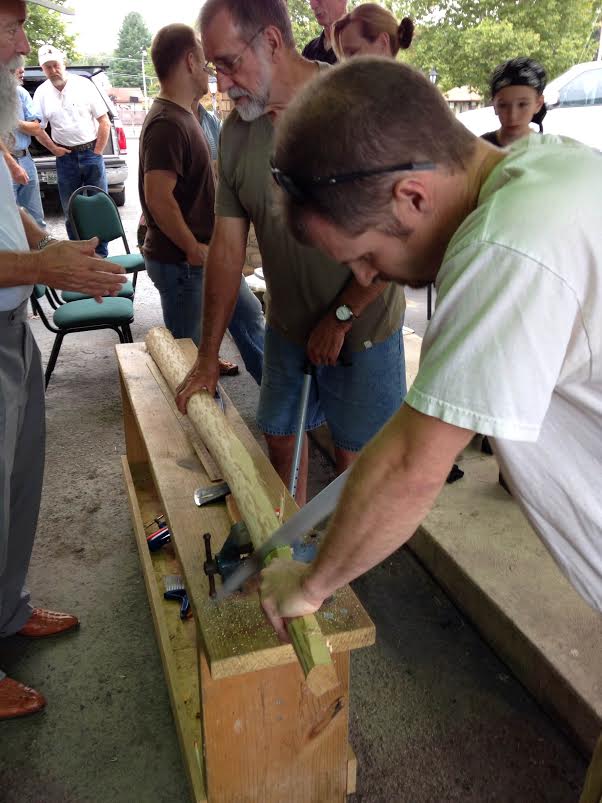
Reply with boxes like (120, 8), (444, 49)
(12, 152), (46, 228)
(56, 149), (108, 257)
(145, 259), (264, 385)
(258, 325), (406, 451)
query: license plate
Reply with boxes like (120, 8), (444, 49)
(39, 171), (57, 185)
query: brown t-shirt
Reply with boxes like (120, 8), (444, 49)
(139, 98), (215, 263)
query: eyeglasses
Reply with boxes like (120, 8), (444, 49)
(204, 27), (265, 77)
(270, 160), (437, 203)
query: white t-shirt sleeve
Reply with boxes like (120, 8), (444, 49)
(405, 241), (581, 441)
(32, 86), (46, 129)
(86, 82), (108, 120)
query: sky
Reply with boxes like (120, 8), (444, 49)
(65, 0), (206, 55)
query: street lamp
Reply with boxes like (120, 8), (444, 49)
(141, 48), (148, 112)
(429, 67), (438, 85)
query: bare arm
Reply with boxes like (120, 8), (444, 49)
(93, 114), (110, 154)
(261, 405), (474, 639)
(307, 276), (390, 365)
(175, 215), (250, 410)
(17, 120), (69, 156)
(0, 209), (126, 298)
(144, 170), (208, 266)
(0, 137), (28, 185)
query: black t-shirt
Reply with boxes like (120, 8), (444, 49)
(481, 130), (502, 147)
(302, 31), (337, 64)
(139, 98), (215, 263)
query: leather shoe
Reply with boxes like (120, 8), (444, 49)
(17, 607), (79, 638)
(0, 677), (46, 720)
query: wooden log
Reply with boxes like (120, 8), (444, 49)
(145, 327), (338, 696)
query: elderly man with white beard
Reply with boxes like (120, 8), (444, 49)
(0, 0), (126, 720)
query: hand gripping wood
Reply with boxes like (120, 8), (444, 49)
(145, 327), (339, 696)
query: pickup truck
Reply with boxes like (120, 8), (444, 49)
(23, 65), (128, 207)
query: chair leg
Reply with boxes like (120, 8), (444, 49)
(122, 324), (133, 343)
(427, 284), (433, 320)
(45, 333), (64, 388)
(132, 271), (138, 291)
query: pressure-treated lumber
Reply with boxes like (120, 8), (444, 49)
(145, 326), (338, 696)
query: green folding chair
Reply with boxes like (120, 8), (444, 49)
(31, 285), (134, 388)
(67, 186), (145, 292)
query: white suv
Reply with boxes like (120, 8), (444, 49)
(457, 61), (602, 152)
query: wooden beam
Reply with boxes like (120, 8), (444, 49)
(145, 327), (339, 696)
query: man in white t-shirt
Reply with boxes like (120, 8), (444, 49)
(0, 0), (126, 721)
(33, 44), (110, 256)
(259, 61), (602, 631)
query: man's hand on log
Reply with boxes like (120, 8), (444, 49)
(260, 558), (325, 642)
(175, 354), (220, 414)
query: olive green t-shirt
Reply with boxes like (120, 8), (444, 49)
(216, 110), (405, 350)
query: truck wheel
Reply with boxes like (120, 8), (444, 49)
(111, 188), (126, 207)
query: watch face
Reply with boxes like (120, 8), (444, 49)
(336, 305), (352, 322)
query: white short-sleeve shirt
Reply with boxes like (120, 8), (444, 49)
(33, 73), (107, 147)
(0, 160), (30, 311)
(405, 135), (602, 612)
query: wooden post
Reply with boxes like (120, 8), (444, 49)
(145, 327), (338, 696)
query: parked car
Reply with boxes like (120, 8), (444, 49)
(23, 65), (128, 208)
(457, 61), (602, 152)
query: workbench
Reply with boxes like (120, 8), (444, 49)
(116, 340), (375, 803)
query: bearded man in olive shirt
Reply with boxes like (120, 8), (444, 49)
(139, 23), (264, 383)
(177, 0), (406, 504)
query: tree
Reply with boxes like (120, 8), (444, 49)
(24, 1), (79, 65)
(288, 0), (321, 49)
(110, 12), (154, 91)
(407, 0), (601, 97)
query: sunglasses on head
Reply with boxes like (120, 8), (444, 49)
(270, 160), (437, 203)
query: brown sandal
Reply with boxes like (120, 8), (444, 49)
(218, 358), (239, 376)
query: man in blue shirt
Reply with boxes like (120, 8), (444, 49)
(3, 57), (68, 227)
(9, 58), (65, 226)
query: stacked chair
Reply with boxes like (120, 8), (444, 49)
(31, 187), (141, 387)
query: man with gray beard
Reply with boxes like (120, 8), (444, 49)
(0, 0), (126, 720)
(177, 0), (407, 506)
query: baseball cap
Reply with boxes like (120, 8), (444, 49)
(27, 0), (74, 14)
(38, 44), (65, 65)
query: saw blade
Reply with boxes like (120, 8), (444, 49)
(214, 467), (350, 600)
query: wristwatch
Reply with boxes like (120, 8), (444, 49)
(334, 303), (356, 323)
(37, 234), (57, 250)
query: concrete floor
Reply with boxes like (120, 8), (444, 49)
(0, 139), (588, 802)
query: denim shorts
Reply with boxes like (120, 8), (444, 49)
(257, 326), (407, 452)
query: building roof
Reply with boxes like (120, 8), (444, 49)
(110, 87), (143, 104)
(444, 86), (482, 102)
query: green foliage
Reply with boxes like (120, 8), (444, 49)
(24, 2), (79, 65)
(407, 0), (601, 97)
(109, 12), (154, 91)
(288, 0), (321, 48)
(287, 0), (601, 97)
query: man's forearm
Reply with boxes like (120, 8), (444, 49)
(34, 127), (60, 154)
(20, 208), (48, 249)
(198, 229), (246, 358)
(0, 250), (40, 287)
(95, 117), (110, 153)
(338, 276), (388, 317)
(147, 194), (198, 257)
(304, 405), (473, 601)
(18, 120), (40, 135)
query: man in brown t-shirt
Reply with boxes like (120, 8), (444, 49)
(139, 24), (264, 382)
